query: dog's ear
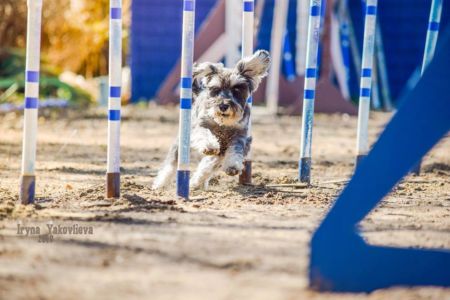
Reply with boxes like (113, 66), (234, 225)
(192, 62), (224, 95)
(234, 50), (271, 92)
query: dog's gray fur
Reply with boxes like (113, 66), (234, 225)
(153, 50), (271, 190)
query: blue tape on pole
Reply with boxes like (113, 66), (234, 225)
(26, 71), (39, 83)
(110, 8), (122, 19)
(247, 96), (253, 104)
(360, 88), (371, 97)
(109, 109), (121, 121)
(110, 86), (121, 98)
(183, 0), (194, 11)
(366, 5), (377, 15)
(304, 89), (315, 99)
(25, 97), (38, 109)
(429, 21), (440, 31)
(180, 77), (192, 89)
(361, 68), (372, 77)
(243, 1), (254, 12)
(180, 98), (192, 109)
(306, 68), (317, 78)
(176, 170), (190, 198)
(310, 5), (320, 16)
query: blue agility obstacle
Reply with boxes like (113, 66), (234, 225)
(309, 26), (450, 292)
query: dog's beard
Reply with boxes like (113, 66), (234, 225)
(209, 106), (243, 127)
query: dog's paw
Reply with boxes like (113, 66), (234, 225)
(200, 140), (220, 156)
(203, 147), (220, 156)
(152, 180), (164, 190)
(190, 179), (204, 190)
(225, 166), (241, 176)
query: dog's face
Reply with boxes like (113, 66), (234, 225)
(192, 50), (271, 126)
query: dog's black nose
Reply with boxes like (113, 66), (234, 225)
(219, 103), (229, 112)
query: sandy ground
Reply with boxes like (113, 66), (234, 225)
(0, 105), (449, 300)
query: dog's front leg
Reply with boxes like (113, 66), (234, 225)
(191, 155), (222, 190)
(191, 126), (221, 156)
(222, 136), (246, 176)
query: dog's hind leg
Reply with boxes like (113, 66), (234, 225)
(152, 142), (178, 189)
(190, 156), (222, 190)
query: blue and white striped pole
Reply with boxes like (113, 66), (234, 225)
(413, 0), (443, 175)
(20, 0), (43, 204)
(355, 0), (378, 167)
(176, 0), (196, 199)
(360, 0), (381, 111)
(239, 0), (254, 185)
(298, 0), (322, 184)
(106, 0), (122, 198)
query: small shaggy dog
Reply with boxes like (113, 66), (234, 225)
(153, 50), (271, 190)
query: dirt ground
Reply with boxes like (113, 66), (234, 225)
(0, 105), (449, 300)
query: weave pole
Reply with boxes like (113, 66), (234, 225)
(374, 24), (393, 111)
(106, 0), (123, 198)
(355, 0), (378, 167)
(19, 0), (43, 204)
(298, 0), (322, 184)
(238, 0), (255, 185)
(412, 0), (443, 175)
(266, 0), (288, 115)
(176, 0), (196, 199)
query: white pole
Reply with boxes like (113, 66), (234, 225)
(296, 0), (309, 76)
(176, 0), (196, 198)
(298, 0), (322, 184)
(238, 0), (255, 185)
(106, 0), (123, 198)
(374, 24), (393, 111)
(225, 0), (242, 67)
(20, 0), (43, 204)
(355, 0), (378, 166)
(266, 0), (289, 115)
(412, 0), (443, 175)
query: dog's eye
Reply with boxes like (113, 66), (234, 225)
(232, 85), (248, 100)
(209, 87), (221, 97)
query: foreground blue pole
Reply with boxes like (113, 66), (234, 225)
(106, 0), (123, 198)
(355, 0), (378, 167)
(176, 0), (196, 199)
(20, 0), (43, 204)
(298, 0), (323, 184)
(412, 0), (443, 175)
(310, 26), (450, 291)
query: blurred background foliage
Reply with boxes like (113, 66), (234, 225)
(0, 0), (131, 77)
(0, 0), (130, 107)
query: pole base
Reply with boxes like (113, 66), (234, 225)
(411, 160), (421, 176)
(299, 157), (311, 184)
(176, 170), (190, 199)
(19, 175), (36, 205)
(106, 172), (120, 198)
(239, 160), (252, 185)
(355, 154), (367, 169)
